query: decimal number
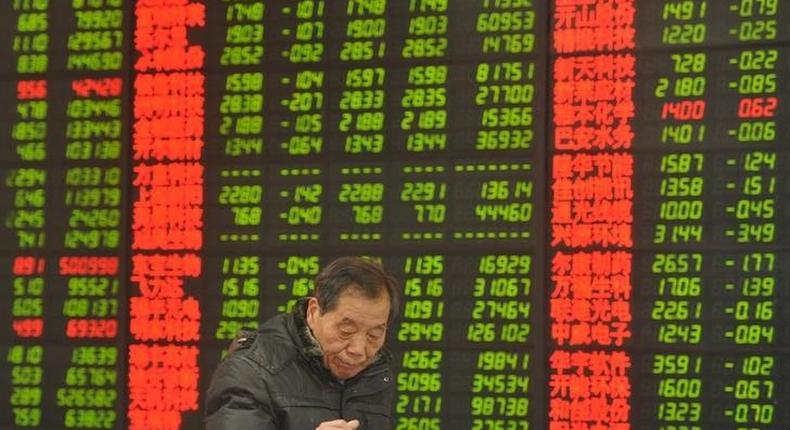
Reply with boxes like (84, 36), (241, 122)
(736, 49), (777, 71)
(471, 396), (528, 416)
(658, 401), (701, 421)
(482, 0), (532, 9)
(400, 182), (446, 201)
(657, 277), (700, 297)
(476, 11), (534, 33)
(481, 107), (532, 127)
(408, 65), (447, 86)
(660, 153), (703, 174)
(658, 323), (701, 344)
(737, 20), (776, 41)
(659, 176), (703, 197)
(651, 300), (700, 321)
(662, 24), (706, 44)
(652, 253), (702, 273)
(478, 255), (530, 275)
(402, 37), (446, 58)
(658, 378), (701, 398)
(653, 354), (701, 375)
(397, 418), (439, 430)
(398, 322), (443, 341)
(471, 419), (529, 430)
(338, 182), (383, 202)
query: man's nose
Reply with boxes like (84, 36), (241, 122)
(346, 333), (366, 357)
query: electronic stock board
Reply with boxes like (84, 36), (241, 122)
(0, 0), (789, 429)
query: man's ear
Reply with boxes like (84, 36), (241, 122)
(306, 297), (320, 324)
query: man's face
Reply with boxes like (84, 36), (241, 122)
(306, 288), (390, 380)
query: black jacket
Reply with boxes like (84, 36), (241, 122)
(205, 300), (395, 430)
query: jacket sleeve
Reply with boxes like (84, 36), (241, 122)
(204, 353), (277, 430)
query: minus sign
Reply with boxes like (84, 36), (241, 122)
(725, 230), (735, 236)
(729, 29), (738, 35)
(729, 5), (738, 11)
(725, 361), (734, 368)
(728, 130), (737, 135)
(728, 82), (738, 88)
(725, 410), (733, 416)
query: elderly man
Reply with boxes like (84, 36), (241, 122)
(205, 256), (401, 430)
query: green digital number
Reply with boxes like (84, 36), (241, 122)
(662, 23), (706, 44)
(410, 0), (447, 12)
(740, 276), (774, 297)
(651, 300), (700, 320)
(401, 350), (442, 369)
(737, 121), (775, 142)
(404, 300), (443, 319)
(476, 62), (526, 83)
(659, 200), (703, 220)
(659, 176), (703, 197)
(221, 256), (260, 276)
(226, 24), (264, 44)
(653, 354), (701, 375)
(476, 351), (527, 371)
(220, 46), (263, 65)
(346, 18), (385, 38)
(736, 49), (778, 71)
(733, 324), (774, 344)
(402, 38), (446, 58)
(658, 378), (701, 398)
(737, 20), (776, 41)
(657, 323), (702, 344)
(479, 255), (530, 275)
(476, 11), (534, 33)
(222, 299), (260, 319)
(13, 0), (48, 11)
(660, 153), (704, 173)
(397, 372), (441, 392)
(736, 73), (776, 94)
(742, 356), (773, 375)
(662, 0), (706, 20)
(657, 277), (701, 296)
(401, 182), (446, 202)
(408, 15), (447, 36)
(736, 0), (778, 16)
(657, 401), (701, 421)
(734, 403), (774, 424)
(652, 253), (702, 273)
(225, 2), (264, 21)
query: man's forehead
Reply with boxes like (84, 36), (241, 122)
(331, 291), (390, 322)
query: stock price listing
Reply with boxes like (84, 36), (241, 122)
(0, 1), (787, 430)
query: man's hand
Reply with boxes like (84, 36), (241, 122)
(315, 419), (360, 430)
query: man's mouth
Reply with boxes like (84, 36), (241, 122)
(335, 357), (362, 372)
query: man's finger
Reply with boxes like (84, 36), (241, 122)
(316, 419), (360, 429)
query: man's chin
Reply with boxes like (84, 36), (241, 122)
(331, 361), (364, 380)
